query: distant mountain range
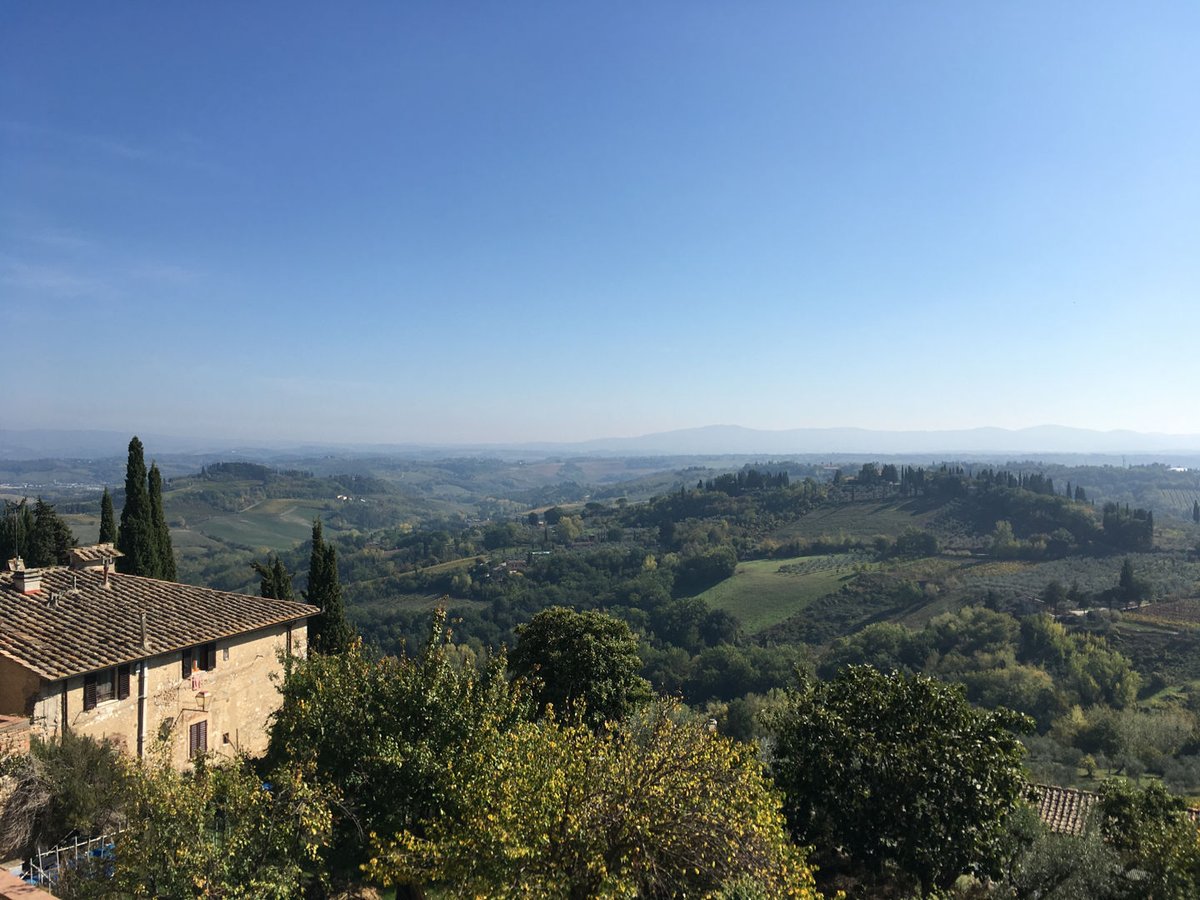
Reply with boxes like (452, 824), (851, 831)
(538, 424), (1200, 457)
(3, 424), (1200, 462)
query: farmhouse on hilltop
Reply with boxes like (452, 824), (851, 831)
(0, 544), (318, 766)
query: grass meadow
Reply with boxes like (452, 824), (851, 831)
(698, 554), (860, 634)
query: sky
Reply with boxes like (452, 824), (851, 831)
(3, 3), (1199, 445)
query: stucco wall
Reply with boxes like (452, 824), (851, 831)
(27, 619), (307, 767)
(0, 657), (40, 718)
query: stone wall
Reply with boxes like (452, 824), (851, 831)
(26, 620), (307, 767)
(0, 716), (31, 757)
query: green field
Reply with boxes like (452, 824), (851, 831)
(65, 500), (327, 554)
(350, 591), (488, 620)
(698, 555), (860, 634)
(62, 512), (101, 544)
(188, 500), (333, 550)
(770, 500), (933, 543)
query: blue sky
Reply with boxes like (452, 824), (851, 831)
(3, 3), (1198, 444)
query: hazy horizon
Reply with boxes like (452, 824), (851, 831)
(6, 422), (1200, 464)
(4, 3), (1198, 443)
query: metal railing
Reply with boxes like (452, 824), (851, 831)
(24, 829), (122, 890)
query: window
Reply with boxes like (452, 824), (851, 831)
(188, 720), (208, 758)
(83, 665), (130, 710)
(182, 642), (218, 678)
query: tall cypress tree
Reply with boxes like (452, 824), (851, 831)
(303, 518), (353, 654)
(0, 499), (34, 562)
(304, 520), (328, 650)
(29, 498), (76, 567)
(1193, 500), (1199, 525)
(148, 463), (176, 580)
(252, 554), (295, 600)
(98, 487), (117, 544)
(117, 436), (158, 576)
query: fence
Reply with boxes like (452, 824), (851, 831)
(23, 830), (121, 891)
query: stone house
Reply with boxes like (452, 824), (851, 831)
(0, 545), (318, 767)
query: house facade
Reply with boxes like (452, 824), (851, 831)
(0, 546), (318, 767)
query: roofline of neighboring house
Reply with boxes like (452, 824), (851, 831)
(0, 612), (318, 683)
(0, 561), (321, 682)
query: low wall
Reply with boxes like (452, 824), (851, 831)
(0, 717), (30, 758)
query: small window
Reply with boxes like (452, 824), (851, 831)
(95, 668), (116, 703)
(84, 665), (130, 710)
(199, 642), (217, 672)
(189, 720), (208, 759)
(222, 646), (230, 662)
(183, 643), (218, 678)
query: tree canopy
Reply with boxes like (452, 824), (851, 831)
(252, 554), (295, 600)
(147, 462), (176, 580)
(1097, 778), (1200, 898)
(366, 701), (823, 899)
(117, 437), (159, 577)
(66, 754), (331, 900)
(767, 665), (1032, 894)
(98, 487), (116, 544)
(28, 498), (76, 567)
(303, 518), (353, 654)
(267, 610), (526, 873)
(509, 606), (651, 726)
(0, 498), (75, 568)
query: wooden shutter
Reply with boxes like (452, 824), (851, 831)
(182, 647), (192, 678)
(189, 720), (207, 758)
(83, 673), (97, 710)
(117, 665), (131, 700)
(202, 642), (216, 672)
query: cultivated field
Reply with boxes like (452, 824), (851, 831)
(769, 500), (935, 543)
(185, 500), (334, 550)
(1126, 598), (1200, 630)
(698, 554), (861, 634)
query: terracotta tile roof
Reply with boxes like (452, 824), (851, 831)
(1033, 784), (1100, 835)
(0, 567), (318, 681)
(68, 543), (123, 564)
(1034, 783), (1200, 835)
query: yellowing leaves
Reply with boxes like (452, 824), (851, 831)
(365, 701), (824, 898)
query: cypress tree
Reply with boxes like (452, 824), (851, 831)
(1118, 557), (1137, 602)
(29, 498), (76, 567)
(148, 463), (176, 580)
(304, 518), (353, 654)
(98, 487), (117, 544)
(1193, 500), (1199, 524)
(117, 436), (158, 576)
(0, 499), (34, 562)
(252, 555), (295, 600)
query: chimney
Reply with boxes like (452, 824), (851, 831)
(141, 612), (150, 651)
(103, 556), (112, 589)
(69, 544), (123, 573)
(14, 568), (41, 595)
